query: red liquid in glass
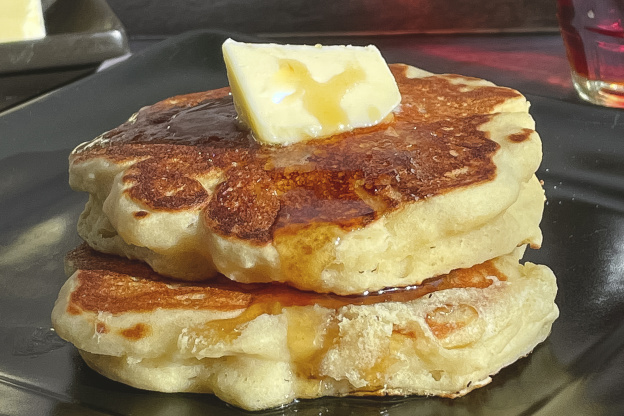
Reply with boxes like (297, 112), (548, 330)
(557, 0), (624, 84)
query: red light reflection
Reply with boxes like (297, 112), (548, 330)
(418, 45), (573, 89)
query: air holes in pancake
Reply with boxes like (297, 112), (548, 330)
(430, 370), (444, 381)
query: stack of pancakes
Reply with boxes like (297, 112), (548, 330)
(52, 64), (558, 411)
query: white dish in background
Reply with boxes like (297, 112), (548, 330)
(0, 0), (128, 74)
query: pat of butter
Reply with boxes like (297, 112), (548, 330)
(0, 0), (46, 43)
(222, 39), (401, 145)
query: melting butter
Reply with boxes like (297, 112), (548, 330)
(275, 59), (366, 134)
(222, 39), (401, 145)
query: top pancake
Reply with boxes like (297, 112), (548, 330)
(69, 64), (544, 294)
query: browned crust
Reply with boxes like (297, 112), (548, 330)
(119, 323), (151, 340)
(508, 128), (534, 143)
(66, 245), (506, 316)
(71, 64), (526, 243)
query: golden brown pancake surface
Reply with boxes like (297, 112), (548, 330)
(53, 245), (559, 411)
(66, 244), (504, 316)
(70, 64), (525, 243)
(54, 63), (556, 410)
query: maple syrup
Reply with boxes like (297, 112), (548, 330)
(276, 58), (366, 134)
(71, 65), (513, 243)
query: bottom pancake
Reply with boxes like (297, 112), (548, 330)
(51, 245), (558, 411)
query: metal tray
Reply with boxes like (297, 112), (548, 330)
(0, 0), (128, 74)
(1, 30), (624, 415)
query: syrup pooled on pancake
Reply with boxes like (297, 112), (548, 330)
(72, 65), (512, 241)
(52, 245), (559, 411)
(65, 244), (503, 317)
(69, 64), (544, 294)
(54, 55), (558, 411)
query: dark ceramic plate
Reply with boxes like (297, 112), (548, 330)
(1, 31), (624, 416)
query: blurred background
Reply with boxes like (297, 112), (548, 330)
(105, 0), (559, 37)
(0, 0), (570, 113)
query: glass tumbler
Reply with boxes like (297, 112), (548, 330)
(557, 0), (624, 108)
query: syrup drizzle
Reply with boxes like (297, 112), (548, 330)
(275, 58), (366, 134)
(67, 245), (504, 315)
(70, 65), (521, 243)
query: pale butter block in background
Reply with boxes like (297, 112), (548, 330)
(222, 39), (401, 145)
(0, 0), (46, 43)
